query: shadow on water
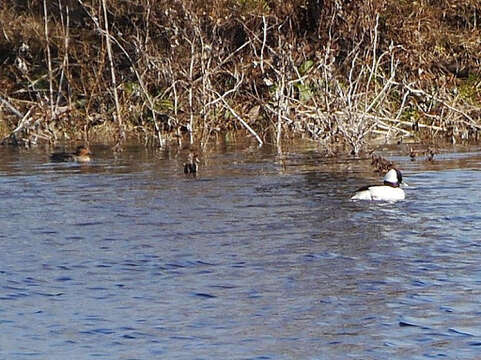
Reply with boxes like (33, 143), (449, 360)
(1, 143), (481, 359)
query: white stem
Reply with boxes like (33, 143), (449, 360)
(101, 0), (123, 139)
(43, 0), (54, 116)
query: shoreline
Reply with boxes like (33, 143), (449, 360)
(1, 1), (479, 153)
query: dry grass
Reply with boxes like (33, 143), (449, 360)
(0, 0), (479, 153)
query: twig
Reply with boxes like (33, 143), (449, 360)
(101, 0), (123, 141)
(222, 99), (263, 147)
(402, 82), (480, 128)
(375, 115), (445, 131)
(56, 0), (70, 110)
(210, 75), (263, 147)
(1, 106), (34, 144)
(43, 0), (54, 116)
(188, 36), (195, 145)
(365, 14), (379, 98)
(0, 95), (24, 118)
(375, 120), (412, 136)
(260, 15), (267, 74)
(78, 0), (164, 146)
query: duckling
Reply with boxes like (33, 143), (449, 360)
(50, 145), (92, 163)
(183, 152), (199, 174)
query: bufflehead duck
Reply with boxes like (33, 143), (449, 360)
(351, 168), (405, 201)
(50, 145), (92, 163)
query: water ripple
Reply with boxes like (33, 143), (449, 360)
(1, 147), (481, 358)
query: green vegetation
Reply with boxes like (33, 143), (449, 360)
(0, 0), (480, 154)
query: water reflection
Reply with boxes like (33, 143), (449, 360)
(1, 144), (481, 359)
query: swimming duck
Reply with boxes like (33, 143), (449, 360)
(50, 145), (92, 163)
(351, 168), (405, 201)
(409, 147), (417, 161)
(183, 152), (199, 174)
(426, 147), (437, 162)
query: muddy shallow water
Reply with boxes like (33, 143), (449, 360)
(1, 143), (481, 359)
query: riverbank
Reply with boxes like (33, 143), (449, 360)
(0, 1), (480, 153)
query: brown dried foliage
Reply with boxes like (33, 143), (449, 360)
(0, 0), (479, 152)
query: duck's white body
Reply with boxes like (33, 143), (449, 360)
(351, 185), (405, 201)
(351, 168), (406, 201)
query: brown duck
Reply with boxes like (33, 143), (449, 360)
(184, 153), (199, 174)
(50, 145), (92, 163)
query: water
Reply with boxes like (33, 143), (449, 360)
(1, 143), (481, 359)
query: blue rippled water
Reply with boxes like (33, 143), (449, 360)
(1, 144), (481, 359)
